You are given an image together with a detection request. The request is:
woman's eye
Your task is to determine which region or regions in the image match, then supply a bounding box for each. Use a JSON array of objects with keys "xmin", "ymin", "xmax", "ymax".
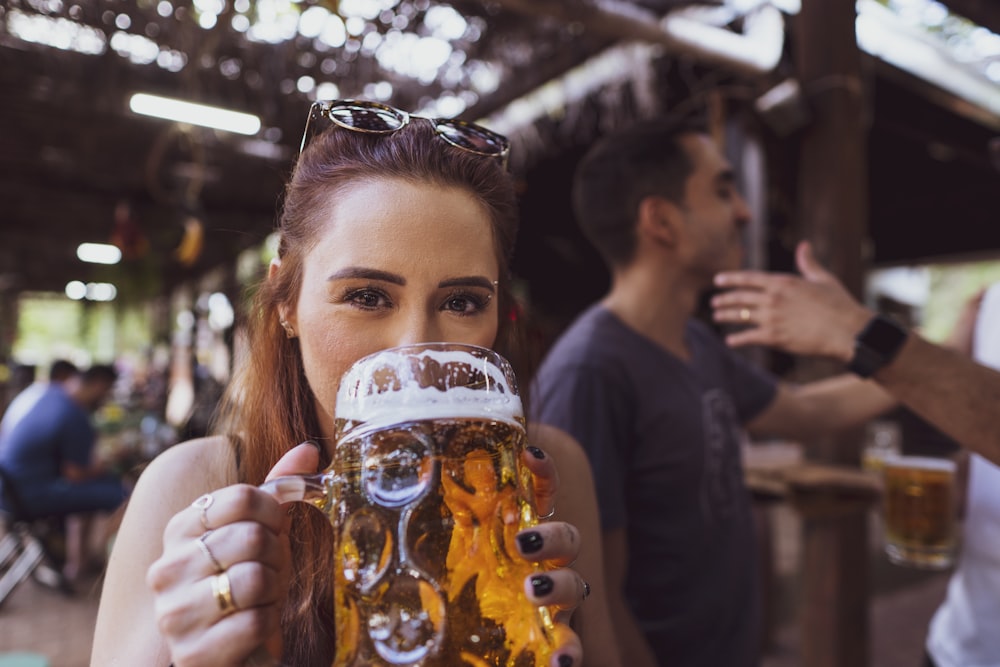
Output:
[
  {"xmin": 443, "ymin": 292, "xmax": 490, "ymax": 315},
  {"xmin": 345, "ymin": 288, "xmax": 389, "ymax": 310}
]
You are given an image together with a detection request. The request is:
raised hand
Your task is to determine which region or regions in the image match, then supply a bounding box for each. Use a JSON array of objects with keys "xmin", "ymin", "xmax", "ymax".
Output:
[{"xmin": 711, "ymin": 240, "xmax": 872, "ymax": 361}]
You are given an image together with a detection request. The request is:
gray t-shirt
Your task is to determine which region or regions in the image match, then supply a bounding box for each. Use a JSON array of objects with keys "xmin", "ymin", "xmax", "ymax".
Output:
[{"xmin": 531, "ymin": 305, "xmax": 777, "ymax": 667}]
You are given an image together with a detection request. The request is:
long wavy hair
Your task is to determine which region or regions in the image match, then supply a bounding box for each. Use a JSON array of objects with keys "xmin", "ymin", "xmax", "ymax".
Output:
[{"xmin": 213, "ymin": 113, "xmax": 522, "ymax": 665}]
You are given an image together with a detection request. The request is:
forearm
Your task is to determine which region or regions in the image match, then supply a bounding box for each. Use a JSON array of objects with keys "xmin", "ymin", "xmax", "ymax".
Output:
[
  {"xmin": 749, "ymin": 374, "xmax": 897, "ymax": 442},
  {"xmin": 874, "ymin": 333, "xmax": 1000, "ymax": 466}
]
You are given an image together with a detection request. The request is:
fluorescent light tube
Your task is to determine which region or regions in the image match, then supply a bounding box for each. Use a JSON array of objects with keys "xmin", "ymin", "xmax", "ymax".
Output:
[
  {"xmin": 129, "ymin": 93, "xmax": 262, "ymax": 135},
  {"xmin": 77, "ymin": 242, "xmax": 122, "ymax": 265}
]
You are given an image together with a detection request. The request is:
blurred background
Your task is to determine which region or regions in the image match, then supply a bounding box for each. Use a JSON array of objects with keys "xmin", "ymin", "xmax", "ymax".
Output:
[{"xmin": 0, "ymin": 0, "xmax": 997, "ymax": 665}]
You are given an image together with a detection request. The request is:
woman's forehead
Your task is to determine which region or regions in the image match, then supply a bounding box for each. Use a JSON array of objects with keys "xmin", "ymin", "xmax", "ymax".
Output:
[{"xmin": 305, "ymin": 178, "xmax": 499, "ymax": 273}]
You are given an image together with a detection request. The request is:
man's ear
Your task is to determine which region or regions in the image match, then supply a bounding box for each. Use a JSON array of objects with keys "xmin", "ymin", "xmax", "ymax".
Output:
[{"xmin": 637, "ymin": 195, "xmax": 681, "ymax": 247}]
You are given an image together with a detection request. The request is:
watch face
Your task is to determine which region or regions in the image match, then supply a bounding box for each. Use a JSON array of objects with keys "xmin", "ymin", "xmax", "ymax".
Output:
[
  {"xmin": 864, "ymin": 316, "xmax": 908, "ymax": 353},
  {"xmin": 849, "ymin": 315, "xmax": 908, "ymax": 378}
]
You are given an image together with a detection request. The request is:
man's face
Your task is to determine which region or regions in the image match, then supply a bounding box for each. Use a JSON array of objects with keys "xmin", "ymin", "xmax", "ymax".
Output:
[{"xmin": 673, "ymin": 134, "xmax": 752, "ymax": 281}]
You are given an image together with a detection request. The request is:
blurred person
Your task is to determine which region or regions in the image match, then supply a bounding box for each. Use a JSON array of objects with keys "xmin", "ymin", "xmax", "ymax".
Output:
[
  {"xmin": 0, "ymin": 363, "xmax": 126, "ymax": 580},
  {"xmin": 92, "ymin": 100, "xmax": 616, "ymax": 667},
  {"xmin": 531, "ymin": 117, "xmax": 899, "ymax": 667},
  {"xmin": 0, "ymin": 359, "xmax": 80, "ymax": 443},
  {"xmin": 924, "ymin": 285, "xmax": 1000, "ymax": 667}
]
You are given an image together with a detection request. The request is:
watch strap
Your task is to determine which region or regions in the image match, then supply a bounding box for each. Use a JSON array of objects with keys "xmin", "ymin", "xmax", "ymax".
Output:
[{"xmin": 846, "ymin": 314, "xmax": 909, "ymax": 378}]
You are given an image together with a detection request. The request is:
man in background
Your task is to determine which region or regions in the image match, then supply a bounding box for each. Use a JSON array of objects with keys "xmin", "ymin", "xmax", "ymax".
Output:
[
  {"xmin": 0, "ymin": 359, "xmax": 79, "ymax": 443},
  {"xmin": 531, "ymin": 118, "xmax": 898, "ymax": 666},
  {"xmin": 0, "ymin": 363, "xmax": 127, "ymax": 580}
]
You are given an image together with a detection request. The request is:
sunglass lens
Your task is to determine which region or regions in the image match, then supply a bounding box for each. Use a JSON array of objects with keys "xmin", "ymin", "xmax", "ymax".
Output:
[
  {"xmin": 328, "ymin": 103, "xmax": 406, "ymax": 133},
  {"xmin": 434, "ymin": 120, "xmax": 508, "ymax": 155}
]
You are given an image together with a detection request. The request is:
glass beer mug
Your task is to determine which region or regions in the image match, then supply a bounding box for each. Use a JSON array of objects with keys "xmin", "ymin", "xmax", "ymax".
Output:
[{"xmin": 263, "ymin": 343, "xmax": 555, "ymax": 666}]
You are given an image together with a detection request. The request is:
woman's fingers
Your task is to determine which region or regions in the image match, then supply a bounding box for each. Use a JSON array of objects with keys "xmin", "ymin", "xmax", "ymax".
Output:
[
  {"xmin": 162, "ymin": 601, "xmax": 283, "ymax": 667},
  {"xmin": 547, "ymin": 622, "xmax": 584, "ymax": 667},
  {"xmin": 152, "ymin": 560, "xmax": 284, "ymax": 628},
  {"xmin": 524, "ymin": 568, "xmax": 589, "ymax": 611},
  {"xmin": 165, "ymin": 485, "xmax": 288, "ymax": 542},
  {"xmin": 515, "ymin": 521, "xmax": 580, "ymax": 567},
  {"xmin": 522, "ymin": 446, "xmax": 559, "ymax": 519}
]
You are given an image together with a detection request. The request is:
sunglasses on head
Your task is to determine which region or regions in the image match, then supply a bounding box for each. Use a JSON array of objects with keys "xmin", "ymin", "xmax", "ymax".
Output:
[{"xmin": 300, "ymin": 99, "xmax": 510, "ymax": 168}]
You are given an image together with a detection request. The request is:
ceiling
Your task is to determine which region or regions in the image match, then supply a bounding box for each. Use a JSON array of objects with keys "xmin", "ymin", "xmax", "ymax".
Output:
[{"xmin": 0, "ymin": 0, "xmax": 998, "ymax": 304}]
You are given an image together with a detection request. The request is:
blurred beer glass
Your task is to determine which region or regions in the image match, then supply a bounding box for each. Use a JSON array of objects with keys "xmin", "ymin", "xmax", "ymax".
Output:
[
  {"xmin": 882, "ymin": 455, "xmax": 958, "ymax": 570},
  {"xmin": 263, "ymin": 343, "xmax": 554, "ymax": 666},
  {"xmin": 862, "ymin": 420, "xmax": 901, "ymax": 474}
]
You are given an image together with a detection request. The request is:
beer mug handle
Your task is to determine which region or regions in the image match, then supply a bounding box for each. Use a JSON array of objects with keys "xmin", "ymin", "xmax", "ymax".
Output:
[{"xmin": 259, "ymin": 473, "xmax": 332, "ymax": 505}]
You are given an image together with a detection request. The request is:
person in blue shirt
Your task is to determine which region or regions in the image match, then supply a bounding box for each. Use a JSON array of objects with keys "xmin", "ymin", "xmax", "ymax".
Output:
[{"xmin": 0, "ymin": 363, "xmax": 127, "ymax": 579}]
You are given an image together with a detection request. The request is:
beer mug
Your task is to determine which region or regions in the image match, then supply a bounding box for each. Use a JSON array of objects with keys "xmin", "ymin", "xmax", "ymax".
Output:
[
  {"xmin": 263, "ymin": 343, "xmax": 555, "ymax": 666},
  {"xmin": 882, "ymin": 455, "xmax": 958, "ymax": 570}
]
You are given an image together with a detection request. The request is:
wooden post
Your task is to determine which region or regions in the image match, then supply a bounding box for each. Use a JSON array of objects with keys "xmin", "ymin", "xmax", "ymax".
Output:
[{"xmin": 792, "ymin": 3, "xmax": 872, "ymax": 666}]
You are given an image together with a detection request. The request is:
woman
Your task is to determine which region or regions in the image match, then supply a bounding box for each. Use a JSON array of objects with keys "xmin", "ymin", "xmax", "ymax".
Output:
[{"xmin": 92, "ymin": 101, "xmax": 617, "ymax": 667}]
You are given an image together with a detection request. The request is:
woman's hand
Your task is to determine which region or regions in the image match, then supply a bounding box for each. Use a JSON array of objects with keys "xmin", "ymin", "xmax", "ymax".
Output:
[
  {"xmin": 518, "ymin": 445, "xmax": 588, "ymax": 667},
  {"xmin": 146, "ymin": 443, "xmax": 320, "ymax": 667}
]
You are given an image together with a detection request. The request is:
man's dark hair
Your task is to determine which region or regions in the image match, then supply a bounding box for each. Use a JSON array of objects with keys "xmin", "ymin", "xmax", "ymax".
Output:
[
  {"xmin": 48, "ymin": 359, "xmax": 79, "ymax": 383},
  {"xmin": 572, "ymin": 116, "xmax": 708, "ymax": 268},
  {"xmin": 82, "ymin": 364, "xmax": 118, "ymax": 386}
]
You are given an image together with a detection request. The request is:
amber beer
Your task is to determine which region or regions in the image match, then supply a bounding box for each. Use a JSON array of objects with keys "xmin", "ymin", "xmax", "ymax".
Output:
[
  {"xmin": 882, "ymin": 456, "xmax": 957, "ymax": 569},
  {"xmin": 269, "ymin": 343, "xmax": 555, "ymax": 667}
]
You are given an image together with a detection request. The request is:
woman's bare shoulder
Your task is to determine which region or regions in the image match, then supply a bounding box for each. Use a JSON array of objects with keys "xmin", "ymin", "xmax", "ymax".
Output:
[{"xmin": 136, "ymin": 435, "xmax": 239, "ymax": 503}]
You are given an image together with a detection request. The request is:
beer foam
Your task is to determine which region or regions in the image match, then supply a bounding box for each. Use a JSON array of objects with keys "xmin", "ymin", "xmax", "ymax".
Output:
[
  {"xmin": 336, "ymin": 346, "xmax": 523, "ymax": 426},
  {"xmin": 883, "ymin": 455, "xmax": 957, "ymax": 472}
]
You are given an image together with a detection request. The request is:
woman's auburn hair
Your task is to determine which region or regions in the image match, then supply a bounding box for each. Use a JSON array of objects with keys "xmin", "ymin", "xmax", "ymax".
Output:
[{"xmin": 212, "ymin": 118, "xmax": 522, "ymax": 665}]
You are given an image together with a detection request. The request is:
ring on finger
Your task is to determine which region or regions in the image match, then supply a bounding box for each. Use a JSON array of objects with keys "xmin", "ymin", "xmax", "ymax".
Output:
[
  {"xmin": 211, "ymin": 571, "xmax": 238, "ymax": 616},
  {"xmin": 192, "ymin": 493, "xmax": 214, "ymax": 531},
  {"xmin": 197, "ymin": 531, "xmax": 224, "ymax": 573},
  {"xmin": 537, "ymin": 505, "xmax": 556, "ymax": 521},
  {"xmin": 581, "ymin": 579, "xmax": 591, "ymax": 602}
]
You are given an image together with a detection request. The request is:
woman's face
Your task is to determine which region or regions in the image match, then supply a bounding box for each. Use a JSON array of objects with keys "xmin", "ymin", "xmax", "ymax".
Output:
[{"xmin": 283, "ymin": 176, "xmax": 502, "ymax": 439}]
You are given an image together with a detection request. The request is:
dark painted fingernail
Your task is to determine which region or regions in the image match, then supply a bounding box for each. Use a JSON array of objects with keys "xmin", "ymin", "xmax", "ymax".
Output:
[
  {"xmin": 517, "ymin": 531, "xmax": 544, "ymax": 555},
  {"xmin": 527, "ymin": 446, "xmax": 546, "ymax": 459},
  {"xmin": 530, "ymin": 575, "xmax": 554, "ymax": 597},
  {"xmin": 558, "ymin": 656, "xmax": 574, "ymax": 667}
]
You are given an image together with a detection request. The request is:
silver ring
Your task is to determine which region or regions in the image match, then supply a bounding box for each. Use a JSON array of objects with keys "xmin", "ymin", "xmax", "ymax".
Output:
[
  {"xmin": 192, "ymin": 493, "xmax": 214, "ymax": 531},
  {"xmin": 197, "ymin": 531, "xmax": 224, "ymax": 573},
  {"xmin": 582, "ymin": 579, "xmax": 591, "ymax": 601},
  {"xmin": 538, "ymin": 506, "xmax": 556, "ymax": 521}
]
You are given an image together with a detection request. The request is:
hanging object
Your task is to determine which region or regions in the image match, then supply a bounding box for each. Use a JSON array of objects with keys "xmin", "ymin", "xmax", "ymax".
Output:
[
  {"xmin": 109, "ymin": 200, "xmax": 150, "ymax": 261},
  {"xmin": 174, "ymin": 213, "xmax": 205, "ymax": 267}
]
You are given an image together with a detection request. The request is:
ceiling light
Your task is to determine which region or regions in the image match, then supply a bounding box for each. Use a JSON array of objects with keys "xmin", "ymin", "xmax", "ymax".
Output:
[
  {"xmin": 129, "ymin": 93, "xmax": 262, "ymax": 135},
  {"xmin": 77, "ymin": 242, "xmax": 122, "ymax": 265}
]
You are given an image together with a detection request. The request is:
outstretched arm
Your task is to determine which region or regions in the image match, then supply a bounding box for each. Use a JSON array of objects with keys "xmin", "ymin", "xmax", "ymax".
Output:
[{"xmin": 713, "ymin": 241, "xmax": 1000, "ymax": 465}]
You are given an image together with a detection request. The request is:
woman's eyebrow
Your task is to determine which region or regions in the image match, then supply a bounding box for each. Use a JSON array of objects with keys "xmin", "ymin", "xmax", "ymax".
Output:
[
  {"xmin": 438, "ymin": 276, "xmax": 496, "ymax": 291},
  {"xmin": 327, "ymin": 267, "xmax": 405, "ymax": 284}
]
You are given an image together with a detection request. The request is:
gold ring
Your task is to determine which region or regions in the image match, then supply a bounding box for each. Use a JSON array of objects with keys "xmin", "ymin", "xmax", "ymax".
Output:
[
  {"xmin": 211, "ymin": 571, "xmax": 237, "ymax": 615},
  {"xmin": 739, "ymin": 308, "xmax": 751, "ymax": 322},
  {"xmin": 197, "ymin": 531, "xmax": 224, "ymax": 573},
  {"xmin": 192, "ymin": 493, "xmax": 214, "ymax": 531}
]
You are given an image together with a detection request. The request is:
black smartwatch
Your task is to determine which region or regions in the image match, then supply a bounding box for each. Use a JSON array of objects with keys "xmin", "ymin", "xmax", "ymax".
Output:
[{"xmin": 846, "ymin": 314, "xmax": 909, "ymax": 378}]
